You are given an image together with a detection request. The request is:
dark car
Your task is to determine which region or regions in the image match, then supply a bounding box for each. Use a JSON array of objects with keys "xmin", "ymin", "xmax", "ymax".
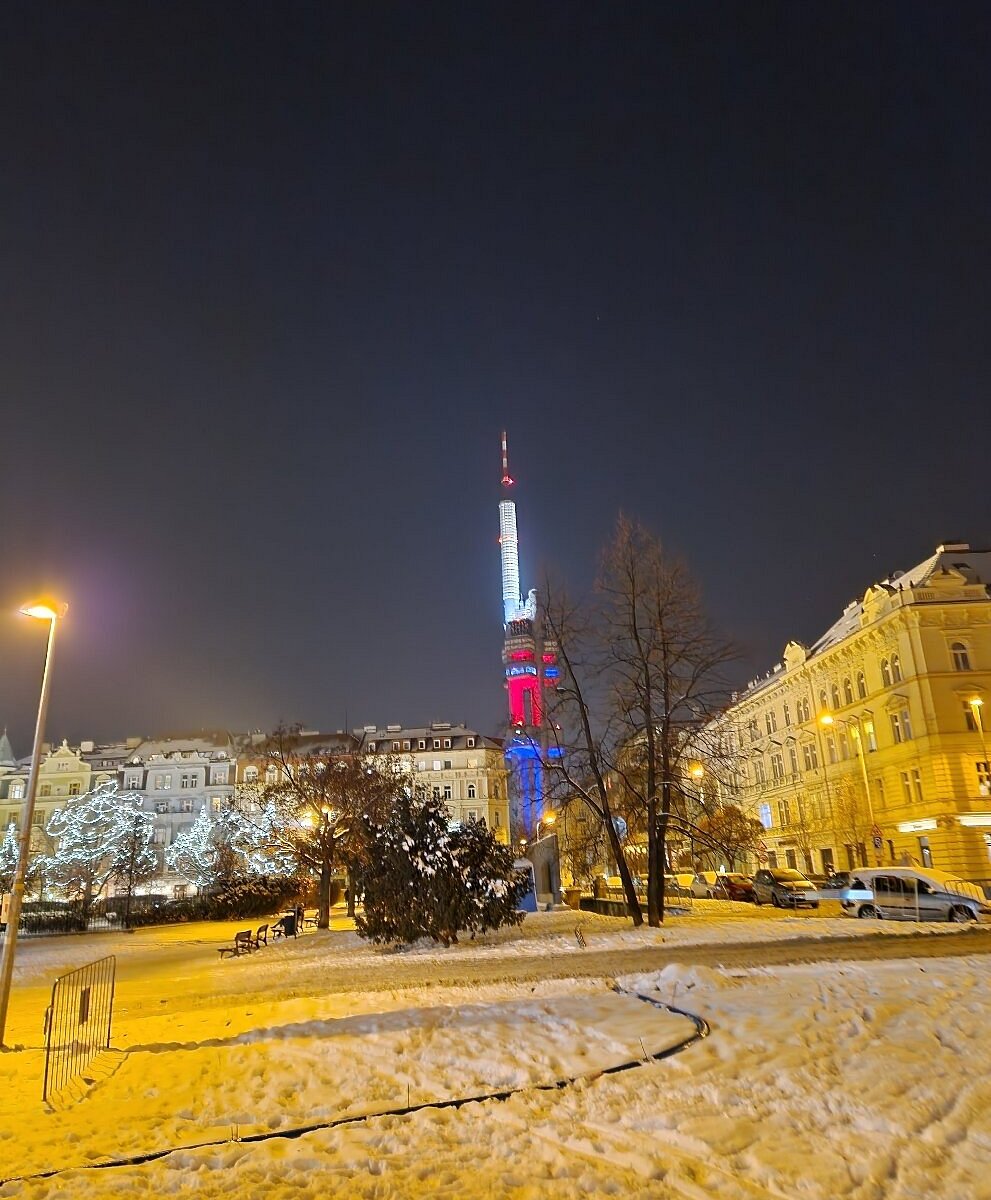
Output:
[
  {"xmin": 753, "ymin": 868, "xmax": 819, "ymax": 909},
  {"xmin": 712, "ymin": 873, "xmax": 754, "ymax": 901},
  {"xmin": 812, "ymin": 871, "xmax": 853, "ymax": 891}
]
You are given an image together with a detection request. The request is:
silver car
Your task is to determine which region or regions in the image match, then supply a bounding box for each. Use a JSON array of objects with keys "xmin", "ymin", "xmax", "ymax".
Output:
[{"xmin": 840, "ymin": 867, "xmax": 989, "ymax": 923}]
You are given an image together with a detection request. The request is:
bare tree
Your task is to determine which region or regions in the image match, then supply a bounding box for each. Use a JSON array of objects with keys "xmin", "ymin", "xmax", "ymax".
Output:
[
  {"xmin": 540, "ymin": 517, "xmax": 737, "ymax": 926},
  {"xmin": 249, "ymin": 726, "xmax": 410, "ymax": 928}
]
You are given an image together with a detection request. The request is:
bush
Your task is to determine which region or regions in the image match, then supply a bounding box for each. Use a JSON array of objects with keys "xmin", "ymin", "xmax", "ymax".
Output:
[
  {"xmin": 123, "ymin": 874, "xmax": 302, "ymax": 926},
  {"xmin": 356, "ymin": 794, "xmax": 528, "ymax": 947}
]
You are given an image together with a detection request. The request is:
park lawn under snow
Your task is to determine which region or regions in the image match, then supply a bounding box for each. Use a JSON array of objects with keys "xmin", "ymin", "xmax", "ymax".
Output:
[{"xmin": 2, "ymin": 909, "xmax": 988, "ymax": 1197}]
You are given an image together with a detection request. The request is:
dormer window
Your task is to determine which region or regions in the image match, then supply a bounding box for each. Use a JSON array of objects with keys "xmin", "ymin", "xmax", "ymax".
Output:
[
  {"xmin": 443, "ymin": 738, "xmax": 452, "ymax": 749},
  {"xmin": 368, "ymin": 742, "xmax": 376, "ymax": 752},
  {"xmin": 467, "ymin": 737, "xmax": 475, "ymax": 748}
]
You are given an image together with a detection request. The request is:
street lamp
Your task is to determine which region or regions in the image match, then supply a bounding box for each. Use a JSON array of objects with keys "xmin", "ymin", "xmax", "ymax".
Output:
[
  {"xmin": 816, "ymin": 712, "xmax": 837, "ymax": 844},
  {"xmin": 0, "ymin": 598, "xmax": 67, "ymax": 1048}
]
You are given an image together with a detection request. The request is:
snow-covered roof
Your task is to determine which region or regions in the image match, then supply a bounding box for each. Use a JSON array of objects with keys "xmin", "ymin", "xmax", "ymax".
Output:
[
  {"xmin": 0, "ymin": 730, "xmax": 14, "ymax": 767},
  {"xmin": 354, "ymin": 724, "xmax": 502, "ymax": 750},
  {"xmin": 740, "ymin": 542, "xmax": 990, "ymax": 700}
]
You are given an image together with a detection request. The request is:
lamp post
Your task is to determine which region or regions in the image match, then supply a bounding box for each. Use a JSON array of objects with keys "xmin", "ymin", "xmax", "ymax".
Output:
[
  {"xmin": 816, "ymin": 714, "xmax": 838, "ymax": 868},
  {"xmin": 848, "ymin": 718, "xmax": 879, "ymax": 864},
  {"xmin": 0, "ymin": 598, "xmax": 67, "ymax": 1049}
]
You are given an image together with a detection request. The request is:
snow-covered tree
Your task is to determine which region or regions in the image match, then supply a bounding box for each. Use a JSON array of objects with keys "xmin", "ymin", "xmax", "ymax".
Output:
[
  {"xmin": 0, "ymin": 822, "xmax": 19, "ymax": 892},
  {"xmin": 356, "ymin": 793, "xmax": 527, "ymax": 947},
  {"xmin": 166, "ymin": 802, "xmax": 296, "ymax": 890},
  {"xmin": 43, "ymin": 784, "xmax": 157, "ymax": 915}
]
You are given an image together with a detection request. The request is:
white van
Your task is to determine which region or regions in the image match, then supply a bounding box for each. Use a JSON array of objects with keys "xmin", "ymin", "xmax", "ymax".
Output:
[{"xmin": 840, "ymin": 867, "xmax": 988, "ymax": 923}]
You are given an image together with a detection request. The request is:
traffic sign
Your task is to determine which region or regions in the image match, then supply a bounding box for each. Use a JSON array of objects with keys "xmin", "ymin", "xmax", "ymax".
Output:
[{"xmin": 872, "ymin": 835, "xmax": 883, "ymax": 850}]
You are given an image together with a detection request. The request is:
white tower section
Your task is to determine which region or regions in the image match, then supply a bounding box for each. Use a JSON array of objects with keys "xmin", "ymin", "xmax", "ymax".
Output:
[{"xmin": 499, "ymin": 499, "xmax": 524, "ymax": 624}]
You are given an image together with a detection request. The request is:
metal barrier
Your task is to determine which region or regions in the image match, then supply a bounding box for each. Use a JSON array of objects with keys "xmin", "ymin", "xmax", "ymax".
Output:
[{"xmin": 42, "ymin": 955, "xmax": 116, "ymax": 1102}]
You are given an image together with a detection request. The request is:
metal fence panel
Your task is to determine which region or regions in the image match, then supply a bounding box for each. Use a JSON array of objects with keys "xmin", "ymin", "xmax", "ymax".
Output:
[{"xmin": 42, "ymin": 955, "xmax": 116, "ymax": 1103}]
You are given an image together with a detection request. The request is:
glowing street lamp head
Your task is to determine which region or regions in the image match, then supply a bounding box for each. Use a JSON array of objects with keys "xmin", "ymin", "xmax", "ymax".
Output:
[
  {"xmin": 818, "ymin": 713, "xmax": 834, "ymax": 728},
  {"xmin": 19, "ymin": 598, "xmax": 67, "ymax": 622},
  {"xmin": 971, "ymin": 697, "xmax": 984, "ymax": 709},
  {"xmin": 690, "ymin": 763, "xmax": 704, "ymax": 780}
]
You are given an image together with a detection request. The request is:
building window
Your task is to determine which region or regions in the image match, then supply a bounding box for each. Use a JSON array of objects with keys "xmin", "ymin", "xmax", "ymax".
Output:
[
  {"xmin": 754, "ymin": 760, "xmax": 766, "ymax": 786},
  {"xmin": 127, "ymin": 774, "xmax": 142, "ymax": 789},
  {"xmin": 875, "ymin": 777, "xmax": 885, "ymax": 807},
  {"xmin": 265, "ymin": 766, "xmax": 278, "ymax": 786},
  {"xmin": 417, "ymin": 760, "xmax": 427, "ymax": 771},
  {"xmin": 777, "ymin": 799, "xmax": 791, "ymax": 826},
  {"xmin": 467, "ymin": 737, "xmax": 475, "ymax": 748},
  {"xmin": 68, "ymin": 781, "xmax": 80, "ymax": 795},
  {"xmin": 758, "ymin": 802, "xmax": 772, "ymax": 828},
  {"xmin": 40, "ymin": 784, "xmax": 51, "ymax": 797},
  {"xmin": 767, "ymin": 851, "xmax": 778, "ymax": 869},
  {"xmin": 32, "ymin": 809, "xmax": 45, "ymax": 826},
  {"xmin": 890, "ymin": 710, "xmax": 912, "ymax": 744},
  {"xmin": 443, "ymin": 785, "xmax": 452, "ymax": 800},
  {"xmin": 493, "ymin": 782, "xmax": 500, "ymax": 799},
  {"xmin": 770, "ymin": 752, "xmax": 784, "ymax": 782},
  {"xmin": 181, "ymin": 798, "xmax": 194, "ymax": 813},
  {"xmin": 432, "ymin": 786, "xmax": 441, "ymax": 800},
  {"xmin": 443, "ymin": 759, "xmax": 452, "ymax": 770},
  {"xmin": 212, "ymin": 796, "xmax": 223, "ymax": 813},
  {"xmin": 952, "ymin": 641, "xmax": 972, "ymax": 671},
  {"xmin": 788, "ymin": 745, "xmax": 799, "ymax": 775},
  {"xmin": 10, "ymin": 782, "xmax": 25, "ymax": 800},
  {"xmin": 785, "ymin": 849, "xmax": 797, "ymax": 870},
  {"xmin": 965, "ymin": 702, "xmax": 980, "ymax": 732},
  {"xmin": 244, "ymin": 766, "xmax": 258, "ymax": 783},
  {"xmin": 180, "ymin": 773, "xmax": 195, "ymax": 789},
  {"xmin": 911, "ymin": 768, "xmax": 924, "ymax": 803},
  {"xmin": 152, "ymin": 827, "xmax": 167, "ymax": 845},
  {"xmin": 857, "ymin": 672, "xmax": 867, "ymax": 699},
  {"xmin": 443, "ymin": 738, "xmax": 452, "ymax": 749},
  {"xmin": 392, "ymin": 741, "xmax": 400, "ymax": 752},
  {"xmin": 432, "ymin": 760, "xmax": 442, "ymax": 771},
  {"xmin": 433, "ymin": 739, "xmax": 441, "ymax": 750},
  {"xmin": 831, "ymin": 684, "xmax": 841, "ymax": 710},
  {"xmin": 819, "ymin": 689, "xmax": 828, "ymax": 712},
  {"xmin": 880, "ymin": 659, "xmax": 892, "ymax": 687},
  {"xmin": 403, "ymin": 741, "xmax": 411, "ymax": 751},
  {"xmin": 418, "ymin": 739, "xmax": 426, "ymax": 750},
  {"xmin": 155, "ymin": 773, "xmax": 172, "ymax": 790},
  {"xmin": 802, "ymin": 743, "xmax": 819, "ymax": 771},
  {"xmin": 826, "ymin": 734, "xmax": 837, "ymax": 765},
  {"xmin": 900, "ymin": 771, "xmax": 912, "ymax": 803},
  {"xmin": 977, "ymin": 762, "xmax": 991, "ymax": 796},
  {"xmin": 843, "ymin": 678, "xmax": 854, "ymax": 705},
  {"xmin": 839, "ymin": 731, "xmax": 850, "ymax": 761},
  {"xmin": 918, "ymin": 836, "xmax": 933, "ymax": 868},
  {"xmin": 467, "ymin": 783, "xmax": 476, "ymax": 799},
  {"xmin": 367, "ymin": 742, "xmax": 376, "ymax": 752},
  {"xmin": 796, "ymin": 697, "xmax": 810, "ymax": 723},
  {"xmin": 765, "ymin": 711, "xmax": 777, "ymax": 735},
  {"xmin": 156, "ymin": 801, "xmax": 169, "ymax": 814},
  {"xmin": 211, "ymin": 766, "xmax": 228, "ymax": 785},
  {"xmin": 864, "ymin": 720, "xmax": 877, "ymax": 752}
]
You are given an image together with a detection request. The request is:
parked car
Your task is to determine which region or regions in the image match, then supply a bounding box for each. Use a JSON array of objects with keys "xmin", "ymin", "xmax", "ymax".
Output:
[
  {"xmin": 840, "ymin": 867, "xmax": 989, "ymax": 923},
  {"xmin": 691, "ymin": 871, "xmax": 720, "ymax": 898},
  {"xmin": 712, "ymin": 873, "xmax": 754, "ymax": 901},
  {"xmin": 664, "ymin": 874, "xmax": 694, "ymax": 897},
  {"xmin": 812, "ymin": 871, "xmax": 853, "ymax": 891},
  {"xmin": 752, "ymin": 868, "xmax": 819, "ymax": 909}
]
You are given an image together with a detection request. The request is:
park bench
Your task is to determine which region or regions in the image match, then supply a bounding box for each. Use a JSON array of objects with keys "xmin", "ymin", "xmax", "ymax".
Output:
[
  {"xmin": 218, "ymin": 930, "xmax": 253, "ymax": 958},
  {"xmin": 252, "ymin": 924, "xmax": 269, "ymax": 949}
]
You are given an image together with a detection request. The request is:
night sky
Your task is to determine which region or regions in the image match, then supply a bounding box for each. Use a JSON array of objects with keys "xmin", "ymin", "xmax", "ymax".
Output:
[{"xmin": 1, "ymin": 2, "xmax": 989, "ymax": 754}]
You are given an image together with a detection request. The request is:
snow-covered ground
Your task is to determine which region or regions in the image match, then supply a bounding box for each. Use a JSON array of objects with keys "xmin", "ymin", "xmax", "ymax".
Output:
[{"xmin": 2, "ymin": 909, "xmax": 989, "ymax": 1197}]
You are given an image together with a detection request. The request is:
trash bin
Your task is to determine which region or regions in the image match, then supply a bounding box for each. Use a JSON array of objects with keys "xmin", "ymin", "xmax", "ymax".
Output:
[
  {"xmin": 563, "ymin": 887, "xmax": 582, "ymax": 909},
  {"xmin": 279, "ymin": 912, "xmax": 298, "ymax": 937}
]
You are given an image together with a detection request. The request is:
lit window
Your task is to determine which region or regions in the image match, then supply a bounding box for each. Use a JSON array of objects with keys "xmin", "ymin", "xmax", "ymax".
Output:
[
  {"xmin": 432, "ymin": 760, "xmax": 442, "ymax": 771},
  {"xmin": 758, "ymin": 802, "xmax": 772, "ymax": 828},
  {"xmin": 9, "ymin": 782, "xmax": 24, "ymax": 800},
  {"xmin": 864, "ymin": 720, "xmax": 877, "ymax": 752},
  {"xmin": 155, "ymin": 773, "xmax": 172, "ymax": 790},
  {"xmin": 952, "ymin": 642, "xmax": 971, "ymax": 671},
  {"xmin": 978, "ymin": 762, "xmax": 991, "ymax": 796}
]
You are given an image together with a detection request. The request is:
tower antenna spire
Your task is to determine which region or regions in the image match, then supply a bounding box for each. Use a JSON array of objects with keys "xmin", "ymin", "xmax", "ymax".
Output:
[{"xmin": 501, "ymin": 430, "xmax": 514, "ymax": 487}]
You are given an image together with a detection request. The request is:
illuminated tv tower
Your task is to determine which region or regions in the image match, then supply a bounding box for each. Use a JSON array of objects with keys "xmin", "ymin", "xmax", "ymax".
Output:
[{"xmin": 498, "ymin": 431, "xmax": 559, "ymax": 836}]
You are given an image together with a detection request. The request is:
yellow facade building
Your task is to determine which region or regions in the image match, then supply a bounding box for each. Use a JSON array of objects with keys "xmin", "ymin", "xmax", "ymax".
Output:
[{"xmin": 711, "ymin": 542, "xmax": 991, "ymax": 883}]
